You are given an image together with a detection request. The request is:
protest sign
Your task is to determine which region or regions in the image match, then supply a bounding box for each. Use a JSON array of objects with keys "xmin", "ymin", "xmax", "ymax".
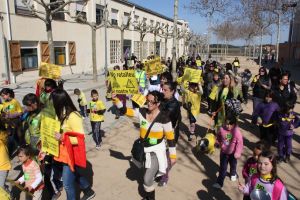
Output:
[
  {"xmin": 110, "ymin": 70, "xmax": 139, "ymax": 94},
  {"xmin": 196, "ymin": 59, "xmax": 202, "ymax": 67},
  {"xmin": 40, "ymin": 116, "xmax": 60, "ymax": 157},
  {"xmin": 145, "ymin": 57, "xmax": 163, "ymax": 75},
  {"xmin": 39, "ymin": 62, "xmax": 62, "ymax": 79},
  {"xmin": 131, "ymin": 93, "xmax": 146, "ymax": 107},
  {"xmin": 183, "ymin": 67, "xmax": 202, "ymax": 83},
  {"xmin": 209, "ymin": 85, "xmax": 219, "ymax": 100}
]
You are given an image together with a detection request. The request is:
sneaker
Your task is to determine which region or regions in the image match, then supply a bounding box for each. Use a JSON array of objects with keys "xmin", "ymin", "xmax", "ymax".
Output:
[
  {"xmin": 51, "ymin": 192, "xmax": 61, "ymax": 200},
  {"xmin": 96, "ymin": 145, "xmax": 101, "ymax": 150},
  {"xmin": 81, "ymin": 189, "xmax": 95, "ymax": 200},
  {"xmin": 158, "ymin": 181, "xmax": 167, "ymax": 187},
  {"xmin": 277, "ymin": 157, "xmax": 284, "ymax": 163},
  {"xmin": 212, "ymin": 183, "xmax": 222, "ymax": 189},
  {"xmin": 230, "ymin": 175, "xmax": 237, "ymax": 182}
]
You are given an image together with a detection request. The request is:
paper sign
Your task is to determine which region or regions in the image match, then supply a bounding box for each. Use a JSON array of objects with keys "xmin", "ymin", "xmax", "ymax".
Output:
[
  {"xmin": 183, "ymin": 68, "xmax": 202, "ymax": 83},
  {"xmin": 40, "ymin": 116, "xmax": 60, "ymax": 157},
  {"xmin": 196, "ymin": 59, "xmax": 201, "ymax": 67},
  {"xmin": 131, "ymin": 94, "xmax": 146, "ymax": 107},
  {"xmin": 110, "ymin": 70, "xmax": 139, "ymax": 94},
  {"xmin": 39, "ymin": 62, "xmax": 62, "ymax": 79},
  {"xmin": 209, "ymin": 85, "xmax": 219, "ymax": 100},
  {"xmin": 145, "ymin": 57, "xmax": 163, "ymax": 75}
]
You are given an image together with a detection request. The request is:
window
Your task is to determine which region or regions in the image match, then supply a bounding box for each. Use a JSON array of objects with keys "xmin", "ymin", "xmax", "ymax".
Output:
[
  {"xmin": 143, "ymin": 17, "xmax": 147, "ymax": 22},
  {"xmin": 110, "ymin": 40, "xmax": 121, "ymax": 64},
  {"xmin": 142, "ymin": 41, "xmax": 148, "ymax": 59},
  {"xmin": 111, "ymin": 9, "xmax": 118, "ymax": 26},
  {"xmin": 123, "ymin": 12, "xmax": 130, "ymax": 26},
  {"xmin": 96, "ymin": 5, "xmax": 104, "ymax": 25},
  {"xmin": 15, "ymin": 0, "xmax": 33, "ymax": 15},
  {"xmin": 149, "ymin": 42, "xmax": 154, "ymax": 56},
  {"xmin": 123, "ymin": 40, "xmax": 131, "ymax": 59},
  {"xmin": 51, "ymin": 0, "xmax": 65, "ymax": 20},
  {"xmin": 54, "ymin": 47, "xmax": 66, "ymax": 65},
  {"xmin": 134, "ymin": 41, "xmax": 140, "ymax": 60},
  {"xmin": 156, "ymin": 41, "xmax": 160, "ymax": 56},
  {"xmin": 160, "ymin": 42, "xmax": 165, "ymax": 58},
  {"xmin": 21, "ymin": 48, "xmax": 38, "ymax": 70},
  {"xmin": 76, "ymin": 2, "xmax": 87, "ymax": 22},
  {"xmin": 134, "ymin": 15, "xmax": 139, "ymax": 22}
]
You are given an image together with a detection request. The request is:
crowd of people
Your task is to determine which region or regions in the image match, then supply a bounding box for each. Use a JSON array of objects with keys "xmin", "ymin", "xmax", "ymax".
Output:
[{"xmin": 0, "ymin": 54, "xmax": 299, "ymax": 200}]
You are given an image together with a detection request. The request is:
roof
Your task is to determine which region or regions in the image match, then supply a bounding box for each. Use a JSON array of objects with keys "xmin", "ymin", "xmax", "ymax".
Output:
[{"xmin": 112, "ymin": 0, "xmax": 183, "ymax": 25}]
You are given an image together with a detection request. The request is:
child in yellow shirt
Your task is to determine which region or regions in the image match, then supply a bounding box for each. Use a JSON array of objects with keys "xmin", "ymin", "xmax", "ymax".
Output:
[
  {"xmin": 74, "ymin": 88, "xmax": 88, "ymax": 118},
  {"xmin": 88, "ymin": 90, "xmax": 106, "ymax": 150},
  {"xmin": 0, "ymin": 126, "xmax": 11, "ymax": 189}
]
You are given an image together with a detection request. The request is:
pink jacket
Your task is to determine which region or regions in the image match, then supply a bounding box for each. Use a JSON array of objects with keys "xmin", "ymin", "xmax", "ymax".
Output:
[{"xmin": 217, "ymin": 126, "xmax": 244, "ymax": 158}]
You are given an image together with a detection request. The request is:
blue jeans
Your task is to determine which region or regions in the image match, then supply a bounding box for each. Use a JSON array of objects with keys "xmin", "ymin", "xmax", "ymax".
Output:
[
  {"xmin": 216, "ymin": 152, "xmax": 237, "ymax": 186},
  {"xmin": 62, "ymin": 164, "xmax": 90, "ymax": 200},
  {"xmin": 79, "ymin": 105, "xmax": 87, "ymax": 117}
]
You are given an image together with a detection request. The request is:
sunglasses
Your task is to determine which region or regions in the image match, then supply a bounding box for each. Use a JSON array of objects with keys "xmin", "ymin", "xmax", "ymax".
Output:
[{"xmin": 146, "ymin": 100, "xmax": 157, "ymax": 105}]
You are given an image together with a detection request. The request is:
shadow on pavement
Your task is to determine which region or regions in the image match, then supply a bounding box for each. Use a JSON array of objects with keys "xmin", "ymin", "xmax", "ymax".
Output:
[
  {"xmin": 126, "ymin": 161, "xmax": 146, "ymax": 198},
  {"xmin": 109, "ymin": 149, "xmax": 131, "ymax": 161}
]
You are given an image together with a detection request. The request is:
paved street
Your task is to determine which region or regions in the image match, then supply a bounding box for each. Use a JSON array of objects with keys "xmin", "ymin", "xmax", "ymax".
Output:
[{"xmin": 5, "ymin": 57, "xmax": 300, "ymax": 200}]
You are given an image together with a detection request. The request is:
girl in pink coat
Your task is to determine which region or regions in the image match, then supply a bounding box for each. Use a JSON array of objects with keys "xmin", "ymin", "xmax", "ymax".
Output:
[{"xmin": 213, "ymin": 114, "xmax": 244, "ymax": 189}]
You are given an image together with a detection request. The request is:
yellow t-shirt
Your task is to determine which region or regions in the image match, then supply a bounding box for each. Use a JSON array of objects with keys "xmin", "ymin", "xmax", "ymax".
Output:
[
  {"xmin": 79, "ymin": 92, "xmax": 87, "ymax": 106},
  {"xmin": 61, "ymin": 111, "xmax": 84, "ymax": 144},
  {"xmin": 185, "ymin": 90, "xmax": 201, "ymax": 117},
  {"xmin": 1, "ymin": 98, "xmax": 23, "ymax": 114},
  {"xmin": 0, "ymin": 131, "xmax": 11, "ymax": 171},
  {"xmin": 89, "ymin": 100, "xmax": 106, "ymax": 122}
]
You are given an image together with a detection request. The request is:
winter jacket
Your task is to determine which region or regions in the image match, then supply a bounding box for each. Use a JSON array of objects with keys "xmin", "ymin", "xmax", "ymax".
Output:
[
  {"xmin": 273, "ymin": 84, "xmax": 297, "ymax": 107},
  {"xmin": 252, "ymin": 101, "xmax": 279, "ymax": 125},
  {"xmin": 161, "ymin": 97, "xmax": 181, "ymax": 128}
]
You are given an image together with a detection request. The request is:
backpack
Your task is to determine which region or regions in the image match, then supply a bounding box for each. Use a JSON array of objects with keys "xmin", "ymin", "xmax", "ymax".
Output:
[{"xmin": 250, "ymin": 174, "xmax": 297, "ymax": 200}]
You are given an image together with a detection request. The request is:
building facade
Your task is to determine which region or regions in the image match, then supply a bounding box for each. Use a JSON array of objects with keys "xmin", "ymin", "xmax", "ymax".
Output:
[{"xmin": 0, "ymin": 0, "xmax": 189, "ymax": 83}]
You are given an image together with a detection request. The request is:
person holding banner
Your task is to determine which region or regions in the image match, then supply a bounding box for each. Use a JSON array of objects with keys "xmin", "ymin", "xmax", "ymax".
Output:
[
  {"xmin": 51, "ymin": 89, "xmax": 95, "ymax": 200},
  {"xmin": 135, "ymin": 63, "xmax": 147, "ymax": 94},
  {"xmin": 113, "ymin": 91, "xmax": 176, "ymax": 200}
]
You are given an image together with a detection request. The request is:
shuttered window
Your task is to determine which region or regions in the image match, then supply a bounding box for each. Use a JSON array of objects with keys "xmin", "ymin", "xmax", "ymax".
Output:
[
  {"xmin": 69, "ymin": 42, "xmax": 76, "ymax": 65},
  {"xmin": 9, "ymin": 41, "xmax": 22, "ymax": 72},
  {"xmin": 40, "ymin": 42, "xmax": 50, "ymax": 63}
]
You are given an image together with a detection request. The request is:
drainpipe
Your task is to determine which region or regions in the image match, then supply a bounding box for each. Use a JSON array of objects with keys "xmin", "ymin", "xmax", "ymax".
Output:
[{"xmin": 5, "ymin": 0, "xmax": 15, "ymax": 83}]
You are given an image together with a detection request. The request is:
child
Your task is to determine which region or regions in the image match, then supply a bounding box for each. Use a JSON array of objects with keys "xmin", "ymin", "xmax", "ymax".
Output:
[
  {"xmin": 39, "ymin": 79, "xmax": 57, "ymax": 119},
  {"xmin": 74, "ymin": 88, "xmax": 88, "ymax": 118},
  {"xmin": 242, "ymin": 141, "xmax": 267, "ymax": 184},
  {"xmin": 208, "ymin": 72, "xmax": 221, "ymax": 114},
  {"xmin": 88, "ymin": 90, "xmax": 106, "ymax": 150},
  {"xmin": 239, "ymin": 69, "xmax": 252, "ymax": 104},
  {"xmin": 239, "ymin": 150, "xmax": 288, "ymax": 199},
  {"xmin": 0, "ymin": 88, "xmax": 23, "ymax": 155},
  {"xmin": 213, "ymin": 114, "xmax": 243, "ymax": 189},
  {"xmin": 252, "ymin": 90, "xmax": 279, "ymax": 144},
  {"xmin": 15, "ymin": 145, "xmax": 44, "ymax": 200},
  {"xmin": 0, "ymin": 123, "xmax": 11, "ymax": 189},
  {"xmin": 276, "ymin": 103, "xmax": 300, "ymax": 163},
  {"xmin": 183, "ymin": 82, "xmax": 203, "ymax": 141}
]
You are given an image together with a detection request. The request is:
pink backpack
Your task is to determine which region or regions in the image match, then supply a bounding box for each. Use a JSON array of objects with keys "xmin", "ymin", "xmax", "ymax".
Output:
[{"xmin": 250, "ymin": 174, "xmax": 284, "ymax": 200}]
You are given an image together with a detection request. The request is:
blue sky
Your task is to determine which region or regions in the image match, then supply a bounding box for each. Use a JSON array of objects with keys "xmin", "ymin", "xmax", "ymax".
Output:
[{"xmin": 128, "ymin": 0, "xmax": 290, "ymax": 46}]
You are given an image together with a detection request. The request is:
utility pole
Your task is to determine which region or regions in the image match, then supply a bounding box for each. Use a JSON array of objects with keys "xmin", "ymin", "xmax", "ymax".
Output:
[
  {"xmin": 104, "ymin": 0, "xmax": 108, "ymax": 77},
  {"xmin": 0, "ymin": 14, "xmax": 10, "ymax": 84},
  {"xmin": 171, "ymin": 0, "xmax": 178, "ymax": 80}
]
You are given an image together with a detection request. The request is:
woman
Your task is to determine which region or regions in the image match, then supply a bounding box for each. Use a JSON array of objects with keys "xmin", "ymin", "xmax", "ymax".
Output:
[
  {"xmin": 213, "ymin": 73, "xmax": 241, "ymax": 128},
  {"xmin": 51, "ymin": 89, "xmax": 95, "ymax": 200},
  {"xmin": 251, "ymin": 67, "xmax": 271, "ymax": 112},
  {"xmin": 159, "ymin": 82, "xmax": 181, "ymax": 186},
  {"xmin": 114, "ymin": 91, "xmax": 176, "ymax": 200},
  {"xmin": 159, "ymin": 72, "xmax": 179, "ymax": 100}
]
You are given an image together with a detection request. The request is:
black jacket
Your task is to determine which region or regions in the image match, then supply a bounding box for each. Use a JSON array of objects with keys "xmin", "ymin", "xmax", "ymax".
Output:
[
  {"xmin": 273, "ymin": 84, "xmax": 297, "ymax": 107},
  {"xmin": 161, "ymin": 97, "xmax": 181, "ymax": 128}
]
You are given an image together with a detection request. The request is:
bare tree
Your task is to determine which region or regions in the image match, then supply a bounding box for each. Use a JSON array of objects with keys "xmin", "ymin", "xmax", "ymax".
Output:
[
  {"xmin": 22, "ymin": 0, "xmax": 87, "ymax": 64},
  {"xmin": 149, "ymin": 22, "xmax": 163, "ymax": 56},
  {"xmin": 132, "ymin": 19, "xmax": 151, "ymax": 60},
  {"xmin": 159, "ymin": 24, "xmax": 173, "ymax": 60}
]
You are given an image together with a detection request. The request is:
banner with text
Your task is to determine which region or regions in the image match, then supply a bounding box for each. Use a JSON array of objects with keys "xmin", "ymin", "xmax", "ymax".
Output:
[{"xmin": 110, "ymin": 70, "xmax": 139, "ymax": 94}]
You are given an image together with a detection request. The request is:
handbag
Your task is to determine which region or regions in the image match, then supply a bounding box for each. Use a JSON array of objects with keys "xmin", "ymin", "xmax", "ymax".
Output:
[{"xmin": 131, "ymin": 112, "xmax": 161, "ymax": 163}]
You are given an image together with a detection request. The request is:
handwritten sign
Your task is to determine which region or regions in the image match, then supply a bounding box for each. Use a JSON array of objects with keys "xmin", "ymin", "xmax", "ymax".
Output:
[
  {"xmin": 183, "ymin": 67, "xmax": 202, "ymax": 83},
  {"xmin": 131, "ymin": 94, "xmax": 146, "ymax": 107},
  {"xmin": 39, "ymin": 62, "xmax": 62, "ymax": 79},
  {"xmin": 40, "ymin": 116, "xmax": 60, "ymax": 157},
  {"xmin": 144, "ymin": 57, "xmax": 163, "ymax": 75},
  {"xmin": 109, "ymin": 70, "xmax": 139, "ymax": 94}
]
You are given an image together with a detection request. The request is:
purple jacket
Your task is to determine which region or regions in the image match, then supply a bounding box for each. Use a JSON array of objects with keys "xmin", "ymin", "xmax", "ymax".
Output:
[
  {"xmin": 242, "ymin": 157, "xmax": 258, "ymax": 182},
  {"xmin": 252, "ymin": 101, "xmax": 279, "ymax": 125},
  {"xmin": 276, "ymin": 112, "xmax": 300, "ymax": 136},
  {"xmin": 217, "ymin": 126, "xmax": 244, "ymax": 158}
]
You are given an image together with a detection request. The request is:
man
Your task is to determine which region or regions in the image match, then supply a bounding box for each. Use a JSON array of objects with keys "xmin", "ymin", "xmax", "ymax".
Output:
[
  {"xmin": 269, "ymin": 62, "xmax": 283, "ymax": 87},
  {"xmin": 134, "ymin": 63, "xmax": 147, "ymax": 94}
]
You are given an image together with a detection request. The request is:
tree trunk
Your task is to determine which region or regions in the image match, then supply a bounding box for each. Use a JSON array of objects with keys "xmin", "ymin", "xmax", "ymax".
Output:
[
  {"xmin": 164, "ymin": 37, "xmax": 168, "ymax": 60},
  {"xmin": 140, "ymin": 33, "xmax": 143, "ymax": 60},
  {"xmin": 121, "ymin": 29, "xmax": 125, "ymax": 62},
  {"xmin": 46, "ymin": 19, "xmax": 55, "ymax": 64},
  {"xmin": 172, "ymin": 0, "xmax": 178, "ymax": 80},
  {"xmin": 259, "ymin": 29, "xmax": 263, "ymax": 66},
  {"xmin": 92, "ymin": 27, "xmax": 97, "ymax": 81},
  {"xmin": 276, "ymin": 13, "xmax": 281, "ymax": 62},
  {"xmin": 154, "ymin": 33, "xmax": 156, "ymax": 55}
]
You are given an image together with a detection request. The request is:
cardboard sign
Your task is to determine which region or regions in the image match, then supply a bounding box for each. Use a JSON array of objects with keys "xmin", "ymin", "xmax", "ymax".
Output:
[
  {"xmin": 145, "ymin": 57, "xmax": 163, "ymax": 75},
  {"xmin": 196, "ymin": 59, "xmax": 202, "ymax": 67},
  {"xmin": 40, "ymin": 116, "xmax": 60, "ymax": 157},
  {"xmin": 109, "ymin": 70, "xmax": 139, "ymax": 94},
  {"xmin": 209, "ymin": 85, "xmax": 219, "ymax": 100},
  {"xmin": 131, "ymin": 93, "xmax": 146, "ymax": 107},
  {"xmin": 39, "ymin": 62, "xmax": 62, "ymax": 79},
  {"xmin": 183, "ymin": 67, "xmax": 202, "ymax": 83}
]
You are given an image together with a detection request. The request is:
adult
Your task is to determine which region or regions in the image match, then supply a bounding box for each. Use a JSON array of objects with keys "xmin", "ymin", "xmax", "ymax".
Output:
[
  {"xmin": 273, "ymin": 72, "xmax": 297, "ymax": 107},
  {"xmin": 159, "ymin": 72, "xmax": 179, "ymax": 100},
  {"xmin": 251, "ymin": 67, "xmax": 271, "ymax": 112},
  {"xmin": 51, "ymin": 89, "xmax": 95, "ymax": 200},
  {"xmin": 232, "ymin": 57, "xmax": 240, "ymax": 74},
  {"xmin": 213, "ymin": 73, "xmax": 241, "ymax": 128},
  {"xmin": 135, "ymin": 62, "xmax": 147, "ymax": 94},
  {"xmin": 115, "ymin": 91, "xmax": 176, "ymax": 200},
  {"xmin": 269, "ymin": 62, "xmax": 283, "ymax": 87}
]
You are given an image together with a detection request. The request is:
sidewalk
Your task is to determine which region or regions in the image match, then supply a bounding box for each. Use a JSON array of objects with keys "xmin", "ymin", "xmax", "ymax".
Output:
[{"xmin": 4, "ymin": 73, "xmax": 107, "ymax": 102}]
